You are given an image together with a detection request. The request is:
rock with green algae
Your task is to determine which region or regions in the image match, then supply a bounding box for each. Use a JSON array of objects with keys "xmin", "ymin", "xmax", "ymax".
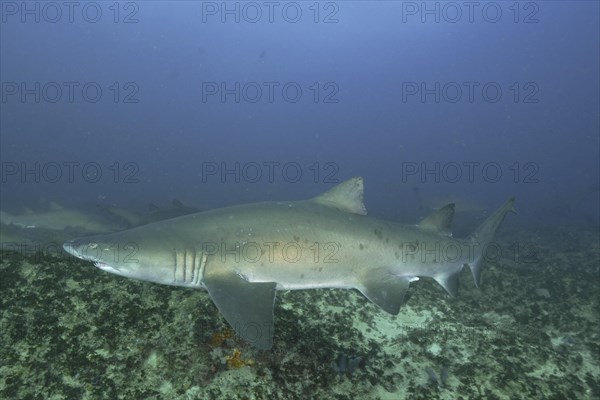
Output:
[{"xmin": 0, "ymin": 226, "xmax": 598, "ymax": 399}]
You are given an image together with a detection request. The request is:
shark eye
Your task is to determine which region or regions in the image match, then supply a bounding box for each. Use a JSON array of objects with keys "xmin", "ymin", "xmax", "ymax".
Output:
[{"xmin": 88, "ymin": 243, "xmax": 98, "ymax": 249}]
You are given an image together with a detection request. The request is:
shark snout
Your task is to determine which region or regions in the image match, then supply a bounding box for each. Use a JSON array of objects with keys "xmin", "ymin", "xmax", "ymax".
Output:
[
  {"xmin": 63, "ymin": 239, "xmax": 99, "ymax": 260},
  {"xmin": 63, "ymin": 240, "xmax": 122, "ymax": 275},
  {"xmin": 63, "ymin": 240, "xmax": 81, "ymax": 258}
]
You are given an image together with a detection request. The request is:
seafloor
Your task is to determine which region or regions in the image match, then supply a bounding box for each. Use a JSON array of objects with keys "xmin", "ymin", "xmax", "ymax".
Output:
[{"xmin": 0, "ymin": 226, "xmax": 598, "ymax": 400}]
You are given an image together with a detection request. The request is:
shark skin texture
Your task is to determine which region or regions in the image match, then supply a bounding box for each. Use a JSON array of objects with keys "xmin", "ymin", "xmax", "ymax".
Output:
[{"xmin": 64, "ymin": 177, "xmax": 515, "ymax": 350}]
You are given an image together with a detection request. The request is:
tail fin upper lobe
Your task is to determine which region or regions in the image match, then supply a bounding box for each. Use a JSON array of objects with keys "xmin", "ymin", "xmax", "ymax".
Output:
[{"xmin": 466, "ymin": 197, "xmax": 516, "ymax": 287}]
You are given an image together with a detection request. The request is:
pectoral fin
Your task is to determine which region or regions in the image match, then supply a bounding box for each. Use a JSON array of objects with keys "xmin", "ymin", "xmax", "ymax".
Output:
[{"xmin": 203, "ymin": 269, "xmax": 276, "ymax": 350}]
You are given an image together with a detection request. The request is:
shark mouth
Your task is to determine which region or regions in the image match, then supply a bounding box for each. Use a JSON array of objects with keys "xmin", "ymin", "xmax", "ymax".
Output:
[
  {"xmin": 93, "ymin": 262, "xmax": 120, "ymax": 274},
  {"xmin": 63, "ymin": 242, "xmax": 119, "ymax": 274}
]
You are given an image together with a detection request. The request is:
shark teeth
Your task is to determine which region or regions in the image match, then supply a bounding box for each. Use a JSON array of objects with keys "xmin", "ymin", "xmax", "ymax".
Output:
[{"xmin": 94, "ymin": 262, "xmax": 119, "ymax": 273}]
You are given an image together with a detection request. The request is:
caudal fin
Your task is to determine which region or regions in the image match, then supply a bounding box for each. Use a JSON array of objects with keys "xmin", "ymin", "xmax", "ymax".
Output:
[{"xmin": 467, "ymin": 197, "xmax": 516, "ymax": 287}]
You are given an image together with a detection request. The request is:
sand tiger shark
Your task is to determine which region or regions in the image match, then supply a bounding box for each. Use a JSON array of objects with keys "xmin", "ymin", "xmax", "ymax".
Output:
[{"xmin": 63, "ymin": 177, "xmax": 515, "ymax": 349}]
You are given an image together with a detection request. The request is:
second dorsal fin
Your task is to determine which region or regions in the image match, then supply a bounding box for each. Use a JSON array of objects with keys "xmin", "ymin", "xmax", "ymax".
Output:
[{"xmin": 418, "ymin": 203, "xmax": 455, "ymax": 236}]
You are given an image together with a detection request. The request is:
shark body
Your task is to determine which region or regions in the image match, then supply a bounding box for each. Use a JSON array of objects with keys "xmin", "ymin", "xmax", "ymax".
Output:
[
  {"xmin": 64, "ymin": 177, "xmax": 515, "ymax": 349},
  {"xmin": 1, "ymin": 200, "xmax": 202, "ymax": 255},
  {"xmin": 0, "ymin": 206, "xmax": 125, "ymax": 233},
  {"xmin": 97, "ymin": 199, "xmax": 202, "ymax": 228}
]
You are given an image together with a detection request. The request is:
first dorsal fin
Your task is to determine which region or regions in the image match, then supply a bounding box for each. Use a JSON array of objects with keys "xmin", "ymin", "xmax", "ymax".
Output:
[
  {"xmin": 418, "ymin": 203, "xmax": 455, "ymax": 236},
  {"xmin": 312, "ymin": 177, "xmax": 367, "ymax": 215}
]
